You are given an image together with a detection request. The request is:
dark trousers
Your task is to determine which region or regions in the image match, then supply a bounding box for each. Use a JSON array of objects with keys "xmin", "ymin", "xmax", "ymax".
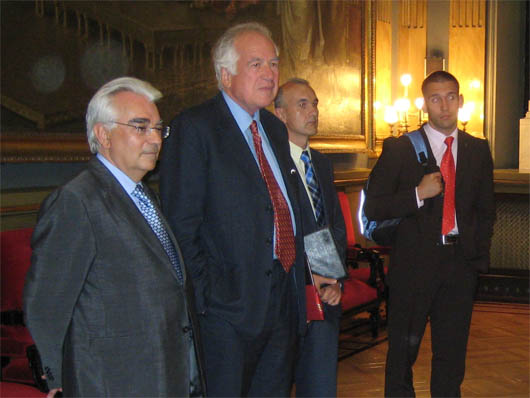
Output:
[
  {"xmin": 294, "ymin": 303, "xmax": 340, "ymax": 397},
  {"xmin": 385, "ymin": 244, "xmax": 478, "ymax": 397},
  {"xmin": 199, "ymin": 261, "xmax": 297, "ymax": 397}
]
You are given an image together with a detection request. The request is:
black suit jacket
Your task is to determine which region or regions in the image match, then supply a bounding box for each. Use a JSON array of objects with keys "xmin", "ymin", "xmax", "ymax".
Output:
[
  {"xmin": 24, "ymin": 158, "xmax": 205, "ymax": 397},
  {"xmin": 295, "ymin": 148, "xmax": 347, "ymax": 318},
  {"xmin": 159, "ymin": 93, "xmax": 307, "ymax": 337},
  {"xmin": 364, "ymin": 127, "xmax": 495, "ymax": 276}
]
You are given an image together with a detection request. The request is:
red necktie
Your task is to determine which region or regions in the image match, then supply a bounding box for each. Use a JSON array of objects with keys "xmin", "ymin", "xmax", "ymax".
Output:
[
  {"xmin": 250, "ymin": 121, "xmax": 296, "ymax": 272},
  {"xmin": 440, "ymin": 136, "xmax": 456, "ymax": 235}
]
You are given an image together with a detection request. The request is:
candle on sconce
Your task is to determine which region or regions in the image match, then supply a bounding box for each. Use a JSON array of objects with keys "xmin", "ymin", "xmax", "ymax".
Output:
[
  {"xmin": 394, "ymin": 98, "xmax": 410, "ymax": 135},
  {"xmin": 384, "ymin": 106, "xmax": 398, "ymax": 136},
  {"xmin": 458, "ymin": 105, "xmax": 472, "ymax": 132},
  {"xmin": 400, "ymin": 74, "xmax": 412, "ymax": 98},
  {"xmin": 414, "ymin": 97, "xmax": 425, "ymax": 127}
]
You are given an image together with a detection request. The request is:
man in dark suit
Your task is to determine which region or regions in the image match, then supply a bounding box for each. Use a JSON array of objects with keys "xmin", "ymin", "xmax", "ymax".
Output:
[
  {"xmin": 23, "ymin": 77, "xmax": 205, "ymax": 397},
  {"xmin": 274, "ymin": 78, "xmax": 346, "ymax": 397},
  {"xmin": 159, "ymin": 23, "xmax": 306, "ymax": 397},
  {"xmin": 365, "ymin": 71, "xmax": 495, "ymax": 397}
]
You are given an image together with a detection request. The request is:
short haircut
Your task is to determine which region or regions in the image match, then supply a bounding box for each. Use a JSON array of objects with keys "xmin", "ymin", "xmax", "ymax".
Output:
[
  {"xmin": 274, "ymin": 77, "xmax": 311, "ymax": 108},
  {"xmin": 85, "ymin": 77, "xmax": 162, "ymax": 154},
  {"xmin": 421, "ymin": 71, "xmax": 460, "ymax": 96},
  {"xmin": 212, "ymin": 22, "xmax": 278, "ymax": 90}
]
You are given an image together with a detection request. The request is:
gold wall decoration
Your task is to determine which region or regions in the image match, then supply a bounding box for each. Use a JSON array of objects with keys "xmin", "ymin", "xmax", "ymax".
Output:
[{"xmin": 1, "ymin": 0, "xmax": 376, "ymax": 162}]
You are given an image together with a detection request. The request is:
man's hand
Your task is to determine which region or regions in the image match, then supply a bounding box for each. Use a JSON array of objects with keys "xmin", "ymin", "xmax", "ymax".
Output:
[
  {"xmin": 312, "ymin": 274, "xmax": 341, "ymax": 306},
  {"xmin": 47, "ymin": 388, "xmax": 63, "ymax": 398},
  {"xmin": 417, "ymin": 172, "xmax": 443, "ymax": 200}
]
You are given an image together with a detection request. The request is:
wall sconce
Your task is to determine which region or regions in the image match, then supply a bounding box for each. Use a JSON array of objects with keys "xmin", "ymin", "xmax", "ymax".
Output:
[
  {"xmin": 394, "ymin": 98, "xmax": 411, "ymax": 135},
  {"xmin": 384, "ymin": 106, "xmax": 398, "ymax": 136}
]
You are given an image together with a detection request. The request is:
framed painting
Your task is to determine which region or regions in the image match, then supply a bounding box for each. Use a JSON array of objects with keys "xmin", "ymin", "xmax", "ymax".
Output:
[{"xmin": 1, "ymin": 0, "xmax": 375, "ymax": 162}]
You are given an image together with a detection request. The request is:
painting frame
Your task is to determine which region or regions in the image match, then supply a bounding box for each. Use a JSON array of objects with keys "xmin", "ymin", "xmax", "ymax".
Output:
[{"xmin": 0, "ymin": 0, "xmax": 376, "ymax": 163}]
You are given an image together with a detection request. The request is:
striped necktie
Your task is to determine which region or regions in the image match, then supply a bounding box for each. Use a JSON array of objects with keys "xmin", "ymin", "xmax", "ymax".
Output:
[{"xmin": 300, "ymin": 150, "xmax": 325, "ymax": 226}]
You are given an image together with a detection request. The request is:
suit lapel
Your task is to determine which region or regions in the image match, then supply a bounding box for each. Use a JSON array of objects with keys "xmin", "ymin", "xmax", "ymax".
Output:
[
  {"xmin": 213, "ymin": 94, "xmax": 269, "ymax": 198},
  {"xmin": 88, "ymin": 159, "xmax": 184, "ymax": 284},
  {"xmin": 455, "ymin": 129, "xmax": 470, "ymax": 194}
]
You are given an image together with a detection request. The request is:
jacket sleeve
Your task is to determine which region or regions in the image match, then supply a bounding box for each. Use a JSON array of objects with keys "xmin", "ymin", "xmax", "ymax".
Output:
[
  {"xmin": 364, "ymin": 136, "xmax": 420, "ymax": 221},
  {"xmin": 23, "ymin": 188, "xmax": 96, "ymax": 390},
  {"xmin": 159, "ymin": 113, "xmax": 210, "ymax": 313}
]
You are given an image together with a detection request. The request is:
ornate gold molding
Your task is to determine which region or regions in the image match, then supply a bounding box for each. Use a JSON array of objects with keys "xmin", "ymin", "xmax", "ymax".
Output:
[{"xmin": 1, "ymin": 132, "xmax": 91, "ymax": 163}]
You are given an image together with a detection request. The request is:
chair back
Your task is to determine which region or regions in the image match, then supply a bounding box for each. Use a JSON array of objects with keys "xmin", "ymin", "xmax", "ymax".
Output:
[
  {"xmin": 337, "ymin": 191, "xmax": 356, "ymax": 248},
  {"xmin": 1, "ymin": 228, "xmax": 34, "ymax": 313}
]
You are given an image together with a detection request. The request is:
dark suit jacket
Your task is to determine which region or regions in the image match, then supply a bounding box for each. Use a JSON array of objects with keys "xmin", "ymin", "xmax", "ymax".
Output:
[
  {"xmin": 364, "ymin": 127, "xmax": 495, "ymax": 277},
  {"xmin": 295, "ymin": 148, "xmax": 347, "ymax": 318},
  {"xmin": 159, "ymin": 93, "xmax": 307, "ymax": 338},
  {"xmin": 24, "ymin": 158, "xmax": 205, "ymax": 397}
]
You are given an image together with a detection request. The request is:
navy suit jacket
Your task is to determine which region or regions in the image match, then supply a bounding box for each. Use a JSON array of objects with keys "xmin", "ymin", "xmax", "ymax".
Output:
[
  {"xmin": 364, "ymin": 127, "xmax": 495, "ymax": 278},
  {"xmin": 159, "ymin": 93, "xmax": 307, "ymax": 337}
]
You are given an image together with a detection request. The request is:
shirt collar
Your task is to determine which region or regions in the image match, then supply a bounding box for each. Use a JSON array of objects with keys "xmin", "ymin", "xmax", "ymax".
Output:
[
  {"xmin": 289, "ymin": 141, "xmax": 310, "ymax": 161},
  {"xmin": 96, "ymin": 153, "xmax": 139, "ymax": 195},
  {"xmin": 424, "ymin": 123, "xmax": 458, "ymax": 148},
  {"xmin": 222, "ymin": 91, "xmax": 260, "ymax": 133}
]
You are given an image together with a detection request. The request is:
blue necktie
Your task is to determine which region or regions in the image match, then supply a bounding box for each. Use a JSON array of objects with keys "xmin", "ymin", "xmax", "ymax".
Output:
[
  {"xmin": 300, "ymin": 150, "xmax": 325, "ymax": 226},
  {"xmin": 132, "ymin": 184, "xmax": 183, "ymax": 284}
]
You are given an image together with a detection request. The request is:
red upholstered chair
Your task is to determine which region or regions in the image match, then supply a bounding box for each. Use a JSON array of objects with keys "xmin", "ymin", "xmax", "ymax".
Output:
[
  {"xmin": 0, "ymin": 381, "xmax": 46, "ymax": 397},
  {"xmin": 336, "ymin": 192, "xmax": 387, "ymax": 359},
  {"xmin": 337, "ymin": 192, "xmax": 388, "ymax": 286},
  {"xmin": 1, "ymin": 228, "xmax": 40, "ymax": 388}
]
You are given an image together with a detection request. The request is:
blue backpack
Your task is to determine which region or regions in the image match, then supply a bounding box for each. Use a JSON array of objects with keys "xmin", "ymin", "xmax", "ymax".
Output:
[{"xmin": 359, "ymin": 130, "xmax": 429, "ymax": 245}]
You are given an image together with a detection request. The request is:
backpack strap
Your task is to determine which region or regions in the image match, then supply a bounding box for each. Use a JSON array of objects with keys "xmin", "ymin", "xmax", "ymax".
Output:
[{"xmin": 405, "ymin": 129, "xmax": 428, "ymax": 166}]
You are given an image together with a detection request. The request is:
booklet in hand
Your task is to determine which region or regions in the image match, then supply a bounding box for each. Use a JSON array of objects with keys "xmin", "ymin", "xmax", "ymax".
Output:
[{"xmin": 304, "ymin": 227, "xmax": 347, "ymax": 280}]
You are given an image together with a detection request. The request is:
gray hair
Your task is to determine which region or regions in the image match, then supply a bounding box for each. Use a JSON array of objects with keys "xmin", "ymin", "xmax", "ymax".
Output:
[
  {"xmin": 212, "ymin": 22, "xmax": 278, "ymax": 90},
  {"xmin": 85, "ymin": 77, "xmax": 162, "ymax": 154},
  {"xmin": 274, "ymin": 77, "xmax": 311, "ymax": 108}
]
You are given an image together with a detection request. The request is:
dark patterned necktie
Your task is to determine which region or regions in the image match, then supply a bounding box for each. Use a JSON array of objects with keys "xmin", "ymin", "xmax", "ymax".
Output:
[
  {"xmin": 300, "ymin": 150, "xmax": 325, "ymax": 226},
  {"xmin": 132, "ymin": 184, "xmax": 184, "ymax": 284},
  {"xmin": 440, "ymin": 136, "xmax": 456, "ymax": 235},
  {"xmin": 250, "ymin": 120, "xmax": 295, "ymax": 272}
]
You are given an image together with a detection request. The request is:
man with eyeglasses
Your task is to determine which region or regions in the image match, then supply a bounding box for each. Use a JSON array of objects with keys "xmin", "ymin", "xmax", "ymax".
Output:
[{"xmin": 24, "ymin": 77, "xmax": 206, "ymax": 397}]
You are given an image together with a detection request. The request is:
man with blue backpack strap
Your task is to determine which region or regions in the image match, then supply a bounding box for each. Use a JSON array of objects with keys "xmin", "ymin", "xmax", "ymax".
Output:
[{"xmin": 364, "ymin": 71, "xmax": 495, "ymax": 397}]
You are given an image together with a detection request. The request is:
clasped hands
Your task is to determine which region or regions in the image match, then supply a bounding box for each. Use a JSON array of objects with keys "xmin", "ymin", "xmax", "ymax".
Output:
[{"xmin": 312, "ymin": 274, "xmax": 341, "ymax": 306}]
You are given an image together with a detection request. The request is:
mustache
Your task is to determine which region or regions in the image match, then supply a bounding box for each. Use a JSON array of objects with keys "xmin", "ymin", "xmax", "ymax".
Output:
[{"xmin": 142, "ymin": 144, "xmax": 160, "ymax": 155}]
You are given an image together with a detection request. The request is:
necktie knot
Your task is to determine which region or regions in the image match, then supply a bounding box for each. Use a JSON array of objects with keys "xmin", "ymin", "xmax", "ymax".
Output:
[
  {"xmin": 132, "ymin": 184, "xmax": 150, "ymax": 206},
  {"xmin": 444, "ymin": 136, "xmax": 454, "ymax": 147},
  {"xmin": 300, "ymin": 150, "xmax": 310, "ymax": 167}
]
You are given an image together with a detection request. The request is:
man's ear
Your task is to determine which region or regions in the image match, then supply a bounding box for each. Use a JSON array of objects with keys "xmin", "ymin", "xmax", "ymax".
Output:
[
  {"xmin": 221, "ymin": 67, "xmax": 232, "ymax": 89},
  {"xmin": 274, "ymin": 107, "xmax": 287, "ymax": 124},
  {"xmin": 459, "ymin": 94, "xmax": 464, "ymax": 108},
  {"xmin": 94, "ymin": 123, "xmax": 111, "ymax": 149}
]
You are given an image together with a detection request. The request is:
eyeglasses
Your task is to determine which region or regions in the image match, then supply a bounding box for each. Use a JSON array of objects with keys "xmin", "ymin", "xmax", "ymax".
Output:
[{"xmin": 111, "ymin": 121, "xmax": 170, "ymax": 139}]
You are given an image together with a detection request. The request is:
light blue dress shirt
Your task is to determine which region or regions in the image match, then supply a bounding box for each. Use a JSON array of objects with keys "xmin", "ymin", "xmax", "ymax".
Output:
[
  {"xmin": 222, "ymin": 91, "xmax": 296, "ymax": 237},
  {"xmin": 96, "ymin": 153, "xmax": 144, "ymax": 211}
]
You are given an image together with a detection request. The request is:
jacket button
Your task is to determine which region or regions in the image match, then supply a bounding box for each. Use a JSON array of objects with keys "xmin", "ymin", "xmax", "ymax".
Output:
[
  {"xmin": 182, "ymin": 326, "xmax": 191, "ymax": 333},
  {"xmin": 265, "ymin": 270, "xmax": 272, "ymax": 276},
  {"xmin": 266, "ymin": 237, "xmax": 273, "ymax": 245}
]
